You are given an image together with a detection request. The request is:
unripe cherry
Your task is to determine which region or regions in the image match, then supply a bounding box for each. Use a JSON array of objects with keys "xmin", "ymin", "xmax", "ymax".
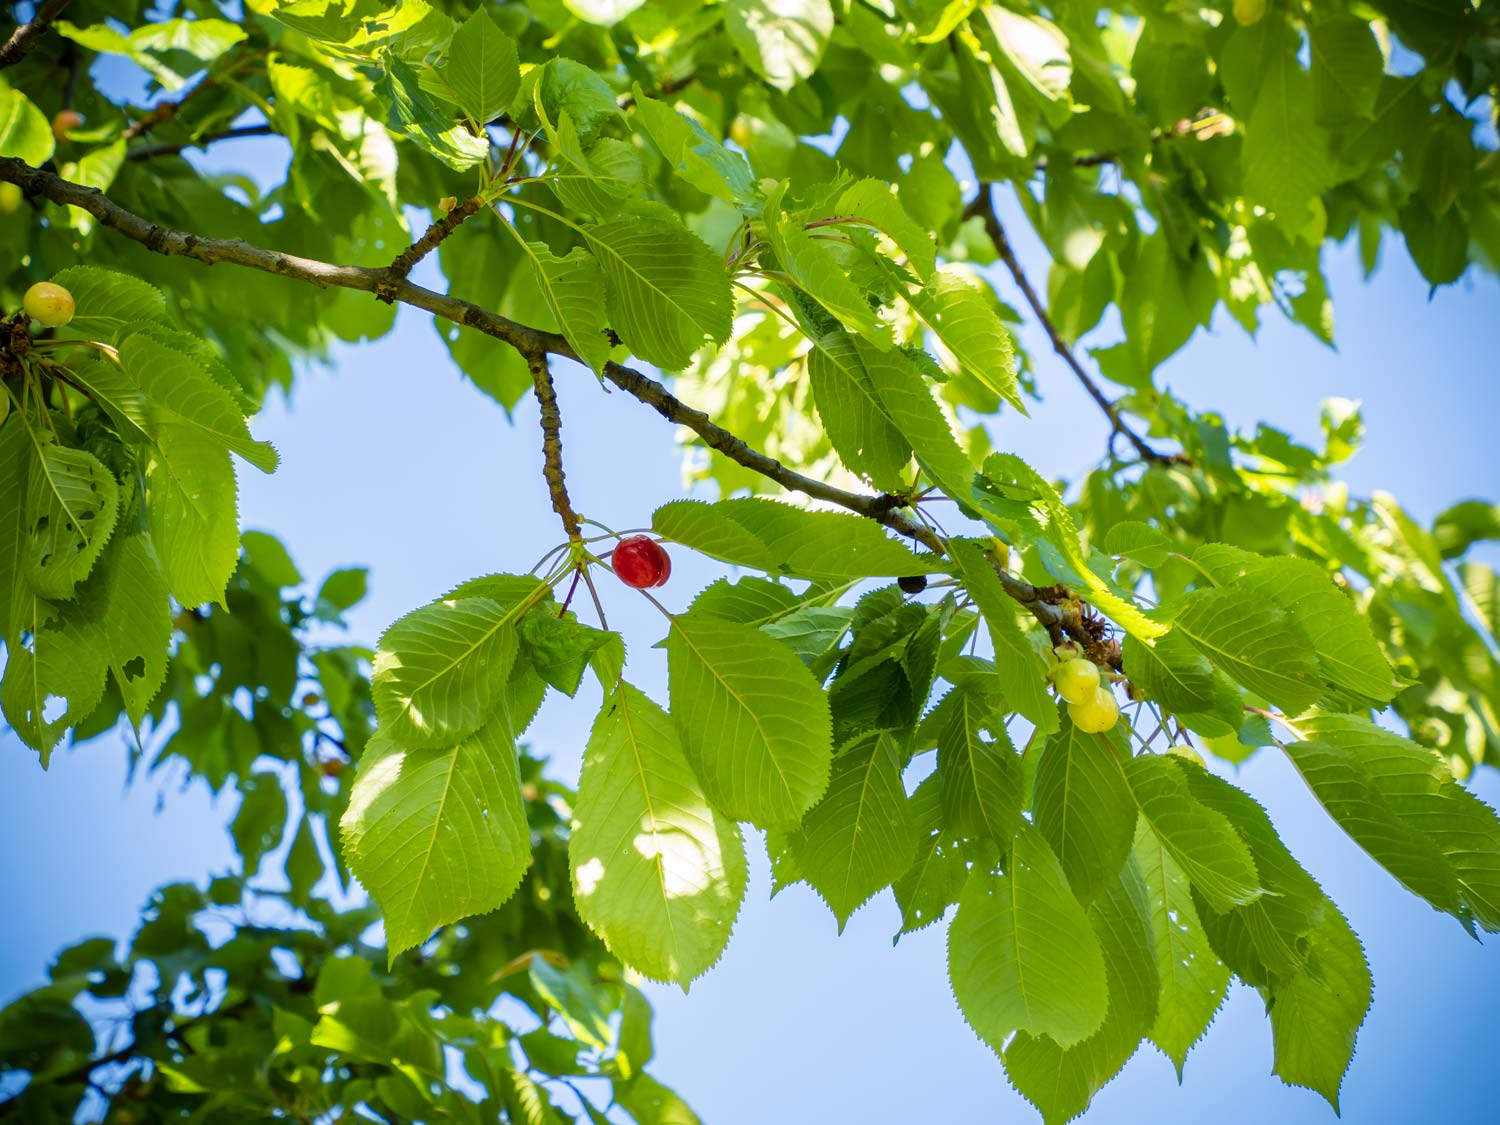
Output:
[
  {"xmin": 1069, "ymin": 685, "xmax": 1120, "ymax": 733},
  {"xmin": 52, "ymin": 109, "xmax": 84, "ymax": 141},
  {"xmin": 1055, "ymin": 657, "xmax": 1101, "ymax": 704},
  {"xmin": 612, "ymin": 536, "xmax": 671, "ymax": 589},
  {"xmin": 23, "ymin": 281, "xmax": 75, "ymax": 327},
  {"xmin": 1233, "ymin": 0, "xmax": 1267, "ymax": 27}
]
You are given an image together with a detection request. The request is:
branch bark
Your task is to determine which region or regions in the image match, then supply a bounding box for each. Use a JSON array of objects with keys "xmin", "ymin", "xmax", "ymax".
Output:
[
  {"xmin": 380, "ymin": 195, "xmax": 483, "ymax": 292},
  {"xmin": 526, "ymin": 350, "xmax": 583, "ymax": 541},
  {"xmin": 963, "ymin": 184, "xmax": 1188, "ymax": 468},
  {"xmin": 0, "ymin": 0, "xmax": 70, "ymax": 69},
  {"xmin": 0, "ymin": 157, "xmax": 1092, "ymax": 646}
]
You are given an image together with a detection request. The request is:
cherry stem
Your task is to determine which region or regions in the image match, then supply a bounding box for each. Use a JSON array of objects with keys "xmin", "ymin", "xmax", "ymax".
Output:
[
  {"xmin": 558, "ymin": 567, "xmax": 582, "ymax": 618},
  {"xmin": 579, "ymin": 565, "xmax": 610, "ymax": 631}
]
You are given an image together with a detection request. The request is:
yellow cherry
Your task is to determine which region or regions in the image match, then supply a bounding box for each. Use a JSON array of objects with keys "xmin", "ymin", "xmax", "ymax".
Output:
[
  {"xmin": 1055, "ymin": 658, "xmax": 1101, "ymax": 705},
  {"xmin": 1069, "ymin": 686, "xmax": 1119, "ymax": 733},
  {"xmin": 23, "ymin": 281, "xmax": 75, "ymax": 327}
]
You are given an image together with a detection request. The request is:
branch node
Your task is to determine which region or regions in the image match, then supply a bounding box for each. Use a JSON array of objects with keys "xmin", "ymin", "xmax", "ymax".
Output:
[{"xmin": 383, "ymin": 196, "xmax": 484, "ymax": 294}]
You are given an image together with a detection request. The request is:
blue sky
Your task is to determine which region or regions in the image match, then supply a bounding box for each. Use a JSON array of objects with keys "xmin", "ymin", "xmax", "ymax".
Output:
[{"xmin": 4, "ymin": 126, "xmax": 1500, "ymax": 1124}]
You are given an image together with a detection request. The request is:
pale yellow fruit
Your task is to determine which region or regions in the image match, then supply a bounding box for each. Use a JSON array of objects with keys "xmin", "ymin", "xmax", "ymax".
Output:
[
  {"xmin": 23, "ymin": 281, "xmax": 74, "ymax": 327},
  {"xmin": 1233, "ymin": 0, "xmax": 1267, "ymax": 27},
  {"xmin": 1055, "ymin": 658, "xmax": 1101, "ymax": 704},
  {"xmin": 1069, "ymin": 686, "xmax": 1120, "ymax": 733}
]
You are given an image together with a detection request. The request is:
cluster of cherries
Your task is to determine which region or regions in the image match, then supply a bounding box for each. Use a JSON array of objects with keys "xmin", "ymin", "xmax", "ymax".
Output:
[{"xmin": 1051, "ymin": 646, "xmax": 1120, "ymax": 733}]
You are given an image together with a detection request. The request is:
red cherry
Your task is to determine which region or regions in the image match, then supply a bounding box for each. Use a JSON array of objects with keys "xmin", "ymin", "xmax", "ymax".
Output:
[{"xmin": 613, "ymin": 536, "xmax": 671, "ymax": 589}]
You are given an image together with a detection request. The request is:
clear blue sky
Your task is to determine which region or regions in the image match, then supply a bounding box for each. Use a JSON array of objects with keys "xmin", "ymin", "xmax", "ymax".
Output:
[{"xmin": 4, "ymin": 123, "xmax": 1500, "ymax": 1124}]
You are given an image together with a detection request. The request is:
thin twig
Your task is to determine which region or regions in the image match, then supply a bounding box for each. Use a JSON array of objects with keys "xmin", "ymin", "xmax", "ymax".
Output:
[
  {"xmin": 379, "ymin": 196, "xmax": 483, "ymax": 293},
  {"xmin": 963, "ymin": 184, "xmax": 1188, "ymax": 468},
  {"xmin": 0, "ymin": 157, "xmax": 1103, "ymax": 650},
  {"xmin": 126, "ymin": 124, "xmax": 276, "ymax": 162},
  {"xmin": 0, "ymin": 0, "xmax": 70, "ymax": 69}
]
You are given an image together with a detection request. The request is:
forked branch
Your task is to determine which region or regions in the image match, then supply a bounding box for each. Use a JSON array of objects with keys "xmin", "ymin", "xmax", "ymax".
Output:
[{"xmin": 0, "ymin": 157, "xmax": 1094, "ymax": 647}]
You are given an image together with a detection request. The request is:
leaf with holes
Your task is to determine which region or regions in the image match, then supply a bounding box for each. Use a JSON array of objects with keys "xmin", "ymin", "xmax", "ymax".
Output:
[{"xmin": 570, "ymin": 681, "xmax": 746, "ymax": 985}]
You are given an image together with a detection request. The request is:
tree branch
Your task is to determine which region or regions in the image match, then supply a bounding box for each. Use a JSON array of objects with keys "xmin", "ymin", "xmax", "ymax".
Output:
[
  {"xmin": 126, "ymin": 124, "xmax": 276, "ymax": 162},
  {"xmin": 0, "ymin": 997, "xmax": 253, "ymax": 1111},
  {"xmin": 526, "ymin": 349, "xmax": 583, "ymax": 541},
  {"xmin": 963, "ymin": 184, "xmax": 1189, "ymax": 468},
  {"xmin": 0, "ymin": 157, "xmax": 1092, "ymax": 647},
  {"xmin": 379, "ymin": 195, "xmax": 483, "ymax": 293},
  {"xmin": 0, "ymin": 0, "xmax": 70, "ymax": 69}
]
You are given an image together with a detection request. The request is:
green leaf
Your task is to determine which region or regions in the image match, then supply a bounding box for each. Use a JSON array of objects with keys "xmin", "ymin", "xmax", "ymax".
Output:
[
  {"xmin": 382, "ymin": 57, "xmax": 488, "ymax": 170},
  {"xmin": 1134, "ymin": 818, "xmax": 1230, "ymax": 1076},
  {"xmin": 48, "ymin": 267, "xmax": 165, "ymax": 341},
  {"xmin": 0, "ymin": 417, "xmax": 34, "ymax": 644},
  {"xmin": 232, "ymin": 771, "xmax": 287, "ymax": 877},
  {"xmin": 1103, "ymin": 521, "xmax": 1170, "ymax": 568},
  {"xmin": 563, "ymin": 0, "xmax": 648, "ymax": 26},
  {"xmin": 130, "ymin": 17, "xmax": 247, "ymax": 64},
  {"xmin": 653, "ymin": 498, "xmax": 943, "ymax": 580},
  {"xmin": 837, "ymin": 178, "xmax": 937, "ymax": 281},
  {"xmin": 1267, "ymin": 905, "xmax": 1371, "ymax": 1110},
  {"xmin": 979, "ymin": 6, "xmax": 1072, "ymax": 105},
  {"xmin": 949, "ymin": 539, "xmax": 1056, "ymax": 735},
  {"xmin": 372, "ymin": 590, "xmax": 535, "ymax": 750},
  {"xmin": 24, "ymin": 437, "xmax": 120, "ymax": 600},
  {"xmin": 517, "ymin": 610, "xmax": 612, "ymax": 698},
  {"xmin": 585, "ymin": 203, "xmax": 733, "ymax": 371},
  {"xmin": 341, "ymin": 707, "xmax": 531, "ymax": 961},
  {"xmin": 724, "ymin": 0, "xmax": 834, "ymax": 91},
  {"xmin": 892, "ymin": 775, "xmax": 968, "ymax": 939},
  {"xmin": 762, "ymin": 604, "xmax": 851, "ymax": 669},
  {"xmin": 1172, "ymin": 586, "xmax": 1322, "ymax": 713},
  {"xmin": 908, "ymin": 267, "xmax": 1023, "ymax": 411},
  {"xmin": 0, "ymin": 81, "xmax": 54, "ymax": 166},
  {"xmin": 1033, "ymin": 717, "xmax": 1137, "ymax": 904},
  {"xmin": 1123, "ymin": 630, "xmax": 1215, "ymax": 714},
  {"xmin": 1125, "ymin": 755, "xmax": 1263, "ymax": 913},
  {"xmin": 792, "ymin": 731, "xmax": 917, "ymax": 929},
  {"xmin": 516, "ymin": 241, "xmax": 611, "ymax": 375},
  {"xmin": 115, "ymin": 332, "xmax": 278, "ymax": 473},
  {"xmin": 1434, "ymin": 500, "xmax": 1500, "ymax": 559},
  {"xmin": 0, "ymin": 604, "xmax": 107, "ymax": 764},
  {"xmin": 1003, "ymin": 856, "xmax": 1159, "ymax": 1125},
  {"xmin": 431, "ymin": 8, "xmax": 519, "ymax": 124},
  {"xmin": 632, "ymin": 89, "xmax": 757, "ymax": 205},
  {"xmin": 766, "ymin": 189, "xmax": 890, "ymax": 346},
  {"xmin": 1241, "ymin": 21, "xmax": 1334, "ymax": 223},
  {"xmin": 667, "ymin": 611, "xmax": 833, "ymax": 828},
  {"xmin": 806, "ymin": 332, "xmax": 915, "ymax": 493},
  {"xmin": 101, "ymin": 534, "xmax": 172, "ymax": 729},
  {"xmin": 948, "ymin": 827, "xmax": 1109, "ymax": 1052},
  {"xmin": 571, "ymin": 682, "xmax": 746, "ymax": 984},
  {"xmin": 1194, "ymin": 547, "xmax": 1398, "ymax": 706},
  {"xmin": 1292, "ymin": 714, "xmax": 1500, "ymax": 932},
  {"xmin": 1309, "ymin": 18, "xmax": 1383, "ymax": 127},
  {"xmin": 931, "ymin": 682, "xmax": 1023, "ymax": 842},
  {"xmin": 144, "ymin": 427, "xmax": 240, "ymax": 609}
]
